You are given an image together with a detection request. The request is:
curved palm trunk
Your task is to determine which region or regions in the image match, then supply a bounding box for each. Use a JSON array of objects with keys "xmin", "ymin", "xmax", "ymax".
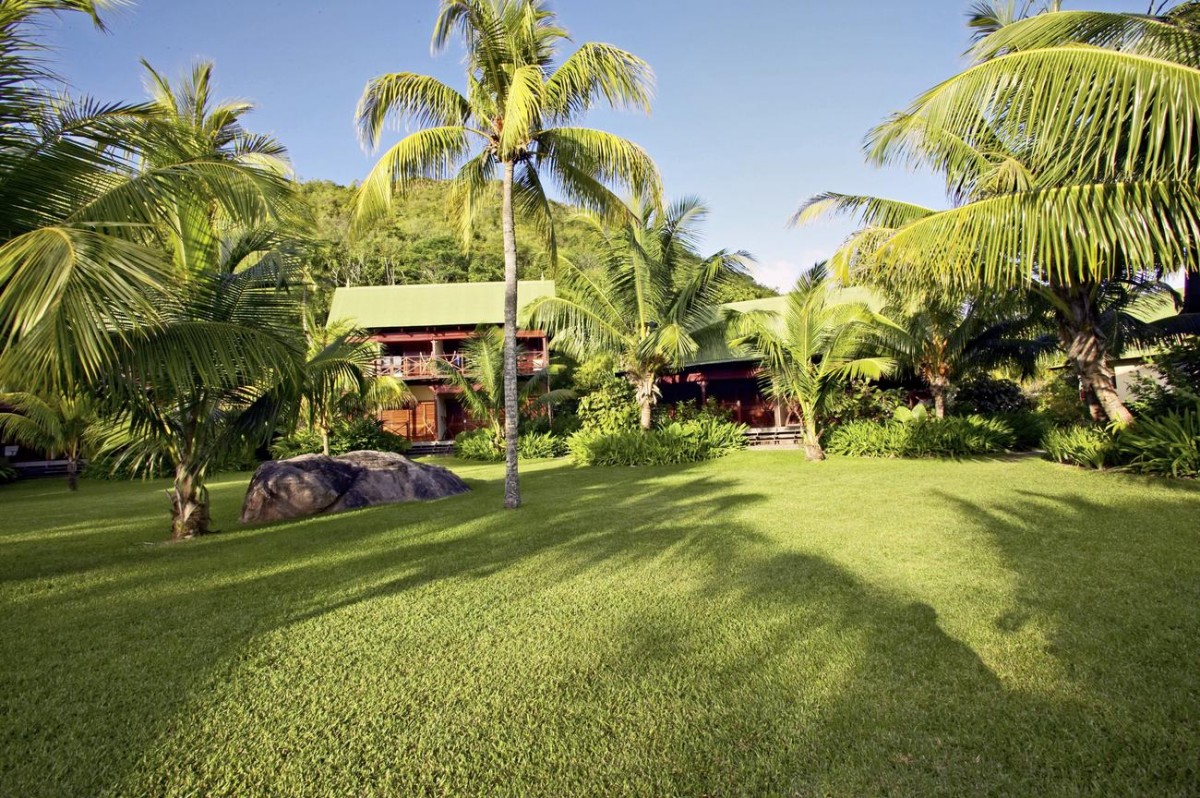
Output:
[
  {"xmin": 1054, "ymin": 283, "xmax": 1133, "ymax": 425},
  {"xmin": 170, "ymin": 461, "xmax": 210, "ymax": 540},
  {"xmin": 500, "ymin": 161, "xmax": 521, "ymax": 510}
]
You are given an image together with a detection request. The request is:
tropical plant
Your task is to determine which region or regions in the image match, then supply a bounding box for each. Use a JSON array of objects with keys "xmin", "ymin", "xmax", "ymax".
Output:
[
  {"xmin": 354, "ymin": 0, "xmax": 660, "ymax": 509},
  {"xmin": 1118, "ymin": 404, "xmax": 1200, "ymax": 478},
  {"xmin": 865, "ymin": 288, "xmax": 1052, "ymax": 417},
  {"xmin": 525, "ymin": 197, "xmax": 748, "ymax": 430},
  {"xmin": 437, "ymin": 326, "xmax": 567, "ymax": 448},
  {"xmin": 728, "ymin": 266, "xmax": 895, "ymax": 461},
  {"xmin": 796, "ymin": 1, "xmax": 1200, "ymax": 426},
  {"xmin": 826, "ymin": 415, "xmax": 1016, "ymax": 458},
  {"xmin": 299, "ymin": 316, "xmax": 411, "ymax": 455},
  {"xmin": 1042, "ymin": 424, "xmax": 1118, "ymax": 469},
  {"xmin": 567, "ymin": 416, "xmax": 746, "ymax": 467},
  {"xmin": 93, "ymin": 63, "xmax": 305, "ymax": 540},
  {"xmin": 0, "ymin": 391, "xmax": 98, "ymax": 490}
]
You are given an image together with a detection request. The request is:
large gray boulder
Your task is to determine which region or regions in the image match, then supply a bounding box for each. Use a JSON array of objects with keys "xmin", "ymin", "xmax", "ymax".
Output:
[{"xmin": 240, "ymin": 450, "xmax": 470, "ymax": 524}]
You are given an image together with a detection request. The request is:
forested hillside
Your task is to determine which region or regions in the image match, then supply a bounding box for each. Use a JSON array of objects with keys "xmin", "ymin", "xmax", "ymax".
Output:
[{"xmin": 300, "ymin": 180, "xmax": 775, "ymax": 316}]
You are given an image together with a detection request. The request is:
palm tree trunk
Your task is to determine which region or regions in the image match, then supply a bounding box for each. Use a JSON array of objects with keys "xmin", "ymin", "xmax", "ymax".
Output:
[
  {"xmin": 170, "ymin": 461, "xmax": 209, "ymax": 540},
  {"xmin": 320, "ymin": 425, "xmax": 330, "ymax": 456},
  {"xmin": 800, "ymin": 403, "xmax": 825, "ymax": 461},
  {"xmin": 929, "ymin": 377, "xmax": 949, "ymax": 419},
  {"xmin": 66, "ymin": 456, "xmax": 78, "ymax": 492},
  {"xmin": 1055, "ymin": 283, "xmax": 1133, "ymax": 425},
  {"xmin": 636, "ymin": 374, "xmax": 656, "ymax": 431},
  {"xmin": 501, "ymin": 161, "xmax": 521, "ymax": 510}
]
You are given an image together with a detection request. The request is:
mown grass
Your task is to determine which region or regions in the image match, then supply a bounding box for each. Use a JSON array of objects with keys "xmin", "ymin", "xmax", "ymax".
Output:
[{"xmin": 1, "ymin": 453, "xmax": 1198, "ymax": 797}]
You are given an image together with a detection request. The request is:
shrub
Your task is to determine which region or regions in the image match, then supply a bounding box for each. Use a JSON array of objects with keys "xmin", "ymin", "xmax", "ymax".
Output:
[
  {"xmin": 568, "ymin": 416, "xmax": 747, "ymax": 467},
  {"xmin": 1117, "ymin": 404, "xmax": 1200, "ymax": 478},
  {"xmin": 952, "ymin": 376, "xmax": 1030, "ymax": 414},
  {"xmin": 1033, "ymin": 374, "xmax": 1089, "ymax": 426},
  {"xmin": 826, "ymin": 415, "xmax": 1015, "ymax": 458},
  {"xmin": 990, "ymin": 410, "xmax": 1052, "ymax": 451},
  {"xmin": 517, "ymin": 431, "xmax": 568, "ymax": 460},
  {"xmin": 1041, "ymin": 425, "xmax": 1117, "ymax": 470},
  {"xmin": 454, "ymin": 428, "xmax": 503, "ymax": 462},
  {"xmin": 270, "ymin": 419, "xmax": 411, "ymax": 461},
  {"xmin": 825, "ymin": 379, "xmax": 907, "ymax": 424},
  {"xmin": 1129, "ymin": 341, "xmax": 1200, "ymax": 417},
  {"xmin": 455, "ymin": 428, "xmax": 568, "ymax": 461},
  {"xmin": 0, "ymin": 458, "xmax": 17, "ymax": 485},
  {"xmin": 576, "ymin": 379, "xmax": 640, "ymax": 434}
]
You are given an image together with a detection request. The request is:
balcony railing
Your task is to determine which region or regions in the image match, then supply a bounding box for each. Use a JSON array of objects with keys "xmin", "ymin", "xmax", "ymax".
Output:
[{"xmin": 376, "ymin": 352, "xmax": 547, "ymax": 380}]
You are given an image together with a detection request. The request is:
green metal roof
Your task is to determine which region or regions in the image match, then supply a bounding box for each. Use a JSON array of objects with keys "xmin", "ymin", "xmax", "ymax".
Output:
[{"xmin": 328, "ymin": 280, "xmax": 556, "ymax": 329}]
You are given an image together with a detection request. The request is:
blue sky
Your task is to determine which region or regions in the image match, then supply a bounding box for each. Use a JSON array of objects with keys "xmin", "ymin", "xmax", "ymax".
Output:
[{"xmin": 48, "ymin": 0, "xmax": 1139, "ymax": 290}]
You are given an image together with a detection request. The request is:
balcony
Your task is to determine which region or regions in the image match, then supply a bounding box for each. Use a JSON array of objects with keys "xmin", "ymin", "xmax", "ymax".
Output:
[{"xmin": 375, "ymin": 352, "xmax": 548, "ymax": 380}]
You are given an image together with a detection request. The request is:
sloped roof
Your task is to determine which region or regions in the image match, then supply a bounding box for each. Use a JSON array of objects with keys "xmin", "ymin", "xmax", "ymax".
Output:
[{"xmin": 328, "ymin": 280, "xmax": 556, "ymax": 329}]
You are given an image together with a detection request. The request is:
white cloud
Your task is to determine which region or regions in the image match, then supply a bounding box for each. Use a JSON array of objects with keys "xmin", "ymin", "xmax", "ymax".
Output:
[{"xmin": 751, "ymin": 250, "xmax": 829, "ymax": 292}]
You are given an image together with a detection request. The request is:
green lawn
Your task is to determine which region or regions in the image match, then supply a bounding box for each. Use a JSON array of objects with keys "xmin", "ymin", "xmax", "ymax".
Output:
[{"xmin": 1, "ymin": 453, "xmax": 1198, "ymax": 797}]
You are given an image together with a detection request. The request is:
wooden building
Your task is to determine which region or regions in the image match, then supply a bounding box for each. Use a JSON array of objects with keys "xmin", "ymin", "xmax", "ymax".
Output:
[
  {"xmin": 328, "ymin": 281, "xmax": 555, "ymax": 443},
  {"xmin": 328, "ymin": 282, "xmax": 787, "ymax": 445}
]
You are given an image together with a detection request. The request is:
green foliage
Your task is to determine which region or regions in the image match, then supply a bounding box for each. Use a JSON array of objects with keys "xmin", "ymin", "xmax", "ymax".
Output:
[
  {"xmin": 1041, "ymin": 425, "xmax": 1117, "ymax": 470},
  {"xmin": 1118, "ymin": 405, "xmax": 1200, "ymax": 479},
  {"xmin": 990, "ymin": 410, "xmax": 1053, "ymax": 451},
  {"xmin": 1033, "ymin": 375, "xmax": 1090, "ymax": 426},
  {"xmin": 0, "ymin": 458, "xmax": 17, "ymax": 485},
  {"xmin": 953, "ymin": 376, "xmax": 1031, "ymax": 414},
  {"xmin": 454, "ymin": 429, "xmax": 504, "ymax": 462},
  {"xmin": 827, "ymin": 415, "xmax": 1015, "ymax": 458},
  {"xmin": 1129, "ymin": 340, "xmax": 1200, "ymax": 417},
  {"xmin": 568, "ymin": 417, "xmax": 747, "ymax": 467},
  {"xmin": 271, "ymin": 419, "xmax": 411, "ymax": 460},
  {"xmin": 576, "ymin": 380, "xmax": 640, "ymax": 435},
  {"xmin": 825, "ymin": 380, "xmax": 907, "ymax": 424},
  {"xmin": 455, "ymin": 428, "xmax": 566, "ymax": 461},
  {"xmin": 517, "ymin": 431, "xmax": 568, "ymax": 460}
]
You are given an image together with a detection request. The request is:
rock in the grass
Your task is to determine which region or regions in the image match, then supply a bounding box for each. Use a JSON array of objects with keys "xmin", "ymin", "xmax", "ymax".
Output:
[{"xmin": 240, "ymin": 450, "xmax": 470, "ymax": 524}]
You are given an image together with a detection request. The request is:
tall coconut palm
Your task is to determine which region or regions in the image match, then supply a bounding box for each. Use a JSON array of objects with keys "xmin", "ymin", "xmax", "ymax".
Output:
[
  {"xmin": 524, "ymin": 197, "xmax": 749, "ymax": 429},
  {"xmin": 0, "ymin": 391, "xmax": 98, "ymax": 490},
  {"xmin": 812, "ymin": 3, "xmax": 1200, "ymax": 423},
  {"xmin": 354, "ymin": 0, "xmax": 660, "ymax": 509},
  {"xmin": 728, "ymin": 266, "xmax": 894, "ymax": 461}
]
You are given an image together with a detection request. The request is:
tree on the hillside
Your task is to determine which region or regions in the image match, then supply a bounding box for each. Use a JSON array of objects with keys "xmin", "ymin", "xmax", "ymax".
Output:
[
  {"xmin": 0, "ymin": 392, "xmax": 98, "ymax": 490},
  {"xmin": 728, "ymin": 266, "xmax": 895, "ymax": 461},
  {"xmin": 525, "ymin": 197, "xmax": 748, "ymax": 430},
  {"xmin": 354, "ymin": 0, "xmax": 660, "ymax": 509}
]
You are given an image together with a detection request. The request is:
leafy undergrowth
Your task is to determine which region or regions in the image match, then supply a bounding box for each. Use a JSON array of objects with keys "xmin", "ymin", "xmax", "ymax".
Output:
[{"xmin": 1, "ymin": 455, "xmax": 1198, "ymax": 796}]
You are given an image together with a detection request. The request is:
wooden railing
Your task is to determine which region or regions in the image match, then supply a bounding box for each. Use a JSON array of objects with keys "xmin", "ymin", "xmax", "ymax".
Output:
[{"xmin": 376, "ymin": 352, "xmax": 547, "ymax": 379}]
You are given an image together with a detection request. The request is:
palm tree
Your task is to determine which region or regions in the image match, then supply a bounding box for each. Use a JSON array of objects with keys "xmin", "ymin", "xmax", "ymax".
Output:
[
  {"xmin": 524, "ymin": 197, "xmax": 749, "ymax": 429},
  {"xmin": 806, "ymin": 3, "xmax": 1200, "ymax": 424},
  {"xmin": 94, "ymin": 64, "xmax": 304, "ymax": 540},
  {"xmin": 0, "ymin": 391, "xmax": 98, "ymax": 490},
  {"xmin": 0, "ymin": 18, "xmax": 293, "ymax": 395},
  {"xmin": 868, "ymin": 289, "xmax": 1054, "ymax": 417},
  {"xmin": 727, "ymin": 266, "xmax": 895, "ymax": 461},
  {"xmin": 300, "ymin": 316, "xmax": 412, "ymax": 456},
  {"xmin": 436, "ymin": 327, "xmax": 563, "ymax": 449},
  {"xmin": 354, "ymin": 0, "xmax": 660, "ymax": 509}
]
